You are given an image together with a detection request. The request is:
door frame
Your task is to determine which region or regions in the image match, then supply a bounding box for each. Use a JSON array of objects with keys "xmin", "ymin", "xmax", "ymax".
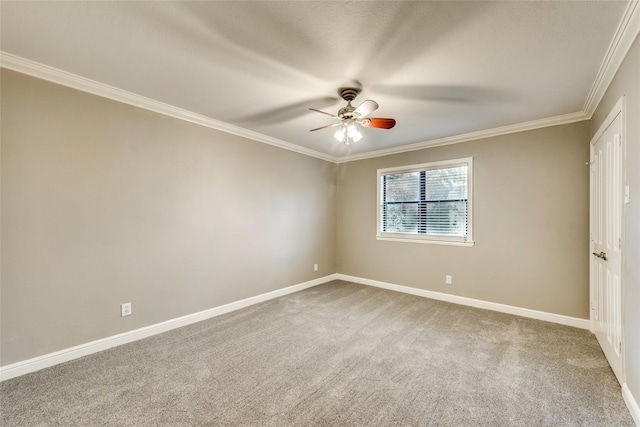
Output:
[{"xmin": 589, "ymin": 95, "xmax": 626, "ymax": 383}]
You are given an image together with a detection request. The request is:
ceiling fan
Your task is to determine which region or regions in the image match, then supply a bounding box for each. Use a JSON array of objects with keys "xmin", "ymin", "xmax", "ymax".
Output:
[{"xmin": 309, "ymin": 85, "xmax": 396, "ymax": 145}]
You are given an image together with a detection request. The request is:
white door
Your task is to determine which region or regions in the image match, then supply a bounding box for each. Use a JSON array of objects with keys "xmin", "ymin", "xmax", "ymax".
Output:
[{"xmin": 590, "ymin": 109, "xmax": 623, "ymax": 384}]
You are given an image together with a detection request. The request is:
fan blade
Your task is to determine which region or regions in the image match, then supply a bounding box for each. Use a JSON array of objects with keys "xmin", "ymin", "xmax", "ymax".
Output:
[
  {"xmin": 309, "ymin": 123, "xmax": 341, "ymax": 132},
  {"xmin": 371, "ymin": 84, "xmax": 507, "ymax": 103},
  {"xmin": 361, "ymin": 118, "xmax": 396, "ymax": 129},
  {"xmin": 236, "ymin": 97, "xmax": 339, "ymax": 123},
  {"xmin": 309, "ymin": 108, "xmax": 338, "ymax": 118},
  {"xmin": 353, "ymin": 100, "xmax": 379, "ymax": 118}
]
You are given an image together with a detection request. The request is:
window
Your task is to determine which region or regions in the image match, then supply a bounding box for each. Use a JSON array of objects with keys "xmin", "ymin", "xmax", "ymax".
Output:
[{"xmin": 377, "ymin": 158, "xmax": 473, "ymax": 246}]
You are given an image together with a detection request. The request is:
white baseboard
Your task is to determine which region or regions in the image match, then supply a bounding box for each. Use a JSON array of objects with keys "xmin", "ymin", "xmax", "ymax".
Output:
[
  {"xmin": 0, "ymin": 274, "xmax": 338, "ymax": 382},
  {"xmin": 336, "ymin": 274, "xmax": 590, "ymax": 330},
  {"xmin": 623, "ymin": 383, "xmax": 640, "ymax": 426},
  {"xmin": 0, "ymin": 273, "xmax": 594, "ymax": 382}
]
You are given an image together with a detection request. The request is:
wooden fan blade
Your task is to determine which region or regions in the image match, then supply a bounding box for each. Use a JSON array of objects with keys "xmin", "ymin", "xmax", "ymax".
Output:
[
  {"xmin": 309, "ymin": 123, "xmax": 341, "ymax": 132},
  {"xmin": 361, "ymin": 118, "xmax": 396, "ymax": 129},
  {"xmin": 309, "ymin": 108, "xmax": 337, "ymax": 118},
  {"xmin": 353, "ymin": 100, "xmax": 379, "ymax": 118}
]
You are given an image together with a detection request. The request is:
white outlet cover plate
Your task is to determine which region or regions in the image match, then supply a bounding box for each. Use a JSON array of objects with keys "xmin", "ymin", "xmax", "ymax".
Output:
[{"xmin": 624, "ymin": 185, "xmax": 630, "ymax": 204}]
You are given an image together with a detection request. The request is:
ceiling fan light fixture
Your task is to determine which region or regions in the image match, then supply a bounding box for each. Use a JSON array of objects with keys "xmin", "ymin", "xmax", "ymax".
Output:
[
  {"xmin": 334, "ymin": 122, "xmax": 362, "ymax": 145},
  {"xmin": 346, "ymin": 122, "xmax": 359, "ymax": 138},
  {"xmin": 351, "ymin": 129, "xmax": 363, "ymax": 143}
]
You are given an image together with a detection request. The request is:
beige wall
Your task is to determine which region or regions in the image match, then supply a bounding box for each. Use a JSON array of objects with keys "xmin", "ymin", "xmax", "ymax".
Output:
[
  {"xmin": 0, "ymin": 69, "xmax": 337, "ymax": 365},
  {"xmin": 591, "ymin": 34, "xmax": 640, "ymax": 409},
  {"xmin": 337, "ymin": 122, "xmax": 591, "ymax": 319}
]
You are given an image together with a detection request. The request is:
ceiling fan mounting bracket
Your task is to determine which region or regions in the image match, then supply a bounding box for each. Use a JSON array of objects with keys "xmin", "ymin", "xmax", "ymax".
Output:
[{"xmin": 337, "ymin": 86, "xmax": 361, "ymax": 102}]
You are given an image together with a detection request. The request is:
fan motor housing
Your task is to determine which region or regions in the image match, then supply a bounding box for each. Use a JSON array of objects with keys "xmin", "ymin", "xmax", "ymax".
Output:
[{"xmin": 338, "ymin": 105, "xmax": 357, "ymax": 120}]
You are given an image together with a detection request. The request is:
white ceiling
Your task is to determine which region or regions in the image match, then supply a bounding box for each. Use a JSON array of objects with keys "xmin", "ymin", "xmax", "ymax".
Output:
[{"xmin": 0, "ymin": 1, "xmax": 633, "ymax": 160}]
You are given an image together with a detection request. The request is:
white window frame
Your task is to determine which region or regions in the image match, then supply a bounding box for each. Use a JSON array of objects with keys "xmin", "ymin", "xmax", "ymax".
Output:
[{"xmin": 376, "ymin": 157, "xmax": 474, "ymax": 247}]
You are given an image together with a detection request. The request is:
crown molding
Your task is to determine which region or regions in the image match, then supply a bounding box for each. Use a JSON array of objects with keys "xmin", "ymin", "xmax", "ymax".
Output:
[
  {"xmin": 0, "ymin": 52, "xmax": 338, "ymax": 163},
  {"xmin": 3, "ymin": 0, "xmax": 637, "ymax": 169},
  {"xmin": 335, "ymin": 111, "xmax": 589, "ymax": 163},
  {"xmin": 583, "ymin": 0, "xmax": 640, "ymax": 117}
]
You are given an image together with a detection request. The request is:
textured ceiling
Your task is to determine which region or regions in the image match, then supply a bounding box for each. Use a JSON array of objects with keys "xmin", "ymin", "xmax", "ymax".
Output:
[{"xmin": 0, "ymin": 1, "xmax": 631, "ymax": 159}]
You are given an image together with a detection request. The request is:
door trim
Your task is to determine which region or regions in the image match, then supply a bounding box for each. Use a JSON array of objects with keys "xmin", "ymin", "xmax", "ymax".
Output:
[{"xmin": 590, "ymin": 97, "xmax": 625, "ymax": 145}]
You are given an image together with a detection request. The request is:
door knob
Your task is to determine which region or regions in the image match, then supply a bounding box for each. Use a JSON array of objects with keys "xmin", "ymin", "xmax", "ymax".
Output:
[{"xmin": 592, "ymin": 251, "xmax": 608, "ymax": 261}]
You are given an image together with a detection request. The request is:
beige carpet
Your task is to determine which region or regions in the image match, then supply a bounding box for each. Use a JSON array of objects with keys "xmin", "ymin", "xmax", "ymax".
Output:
[{"xmin": 0, "ymin": 280, "xmax": 634, "ymax": 426}]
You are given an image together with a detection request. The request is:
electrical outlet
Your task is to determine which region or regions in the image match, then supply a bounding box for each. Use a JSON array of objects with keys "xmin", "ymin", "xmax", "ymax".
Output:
[
  {"xmin": 121, "ymin": 302, "xmax": 132, "ymax": 317},
  {"xmin": 445, "ymin": 275, "xmax": 453, "ymax": 285},
  {"xmin": 314, "ymin": 263, "xmax": 318, "ymax": 271}
]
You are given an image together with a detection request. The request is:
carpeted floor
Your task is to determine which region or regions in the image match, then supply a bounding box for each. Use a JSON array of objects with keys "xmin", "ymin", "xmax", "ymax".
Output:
[{"xmin": 0, "ymin": 280, "xmax": 634, "ymax": 426}]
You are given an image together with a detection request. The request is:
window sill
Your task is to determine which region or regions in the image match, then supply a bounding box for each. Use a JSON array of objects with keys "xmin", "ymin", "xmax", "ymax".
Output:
[{"xmin": 376, "ymin": 235, "xmax": 475, "ymax": 247}]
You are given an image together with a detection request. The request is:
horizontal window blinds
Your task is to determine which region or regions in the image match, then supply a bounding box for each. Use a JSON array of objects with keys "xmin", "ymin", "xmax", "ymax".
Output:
[{"xmin": 381, "ymin": 165, "xmax": 468, "ymax": 237}]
